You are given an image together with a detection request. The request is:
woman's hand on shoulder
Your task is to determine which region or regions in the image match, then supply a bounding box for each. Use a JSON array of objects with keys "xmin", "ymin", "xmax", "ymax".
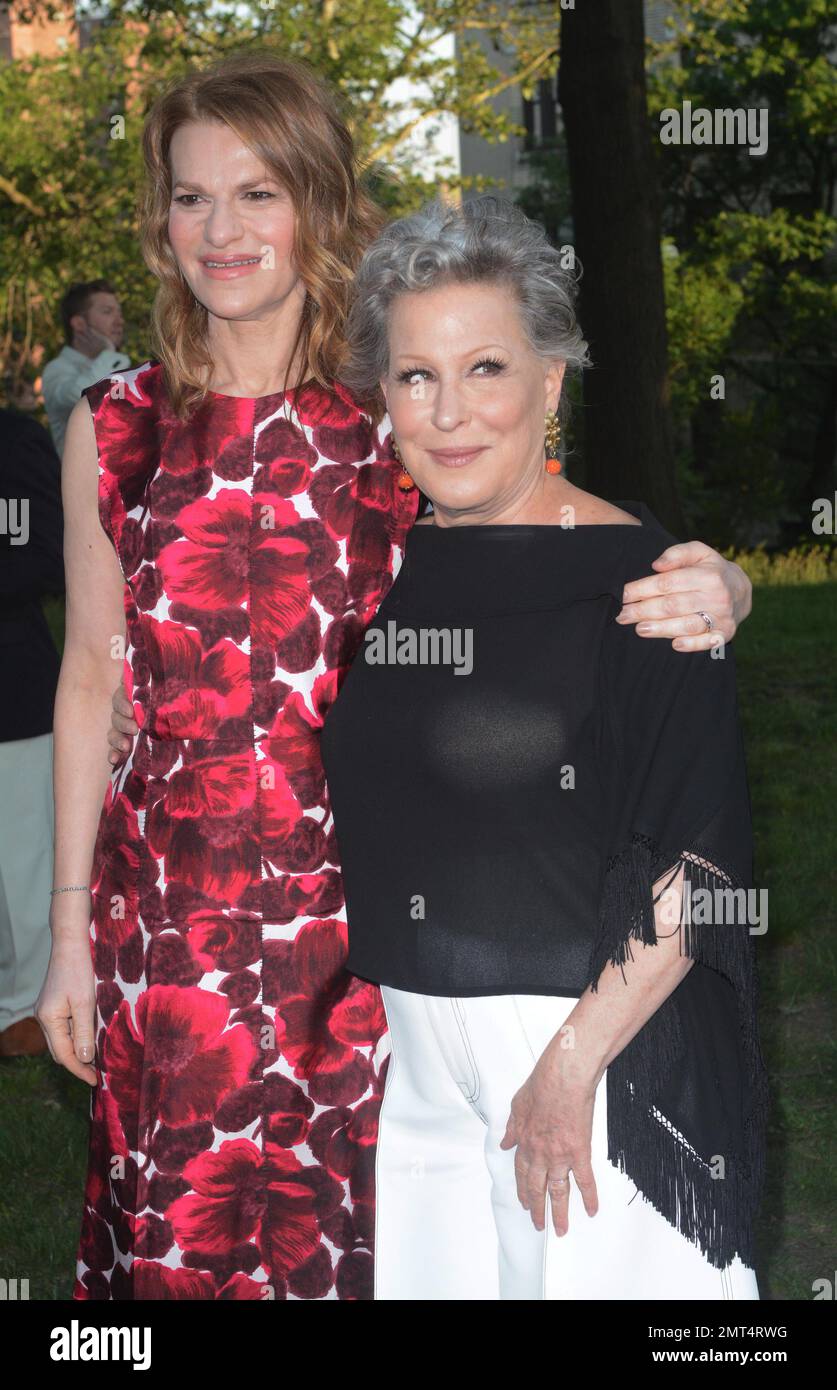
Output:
[{"xmin": 617, "ymin": 540, "xmax": 752, "ymax": 651}]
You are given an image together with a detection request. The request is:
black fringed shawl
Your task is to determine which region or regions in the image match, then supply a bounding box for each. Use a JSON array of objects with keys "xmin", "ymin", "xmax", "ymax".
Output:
[
  {"xmin": 585, "ymin": 519, "xmax": 771, "ymax": 1271},
  {"xmin": 322, "ymin": 502, "xmax": 770, "ymax": 1272}
]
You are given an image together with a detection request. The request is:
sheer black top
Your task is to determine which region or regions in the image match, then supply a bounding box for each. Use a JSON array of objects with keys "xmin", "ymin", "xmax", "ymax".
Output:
[{"xmin": 321, "ymin": 502, "xmax": 751, "ymax": 997}]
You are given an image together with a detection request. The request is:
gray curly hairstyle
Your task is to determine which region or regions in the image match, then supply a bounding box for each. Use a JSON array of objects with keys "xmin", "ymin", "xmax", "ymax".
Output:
[{"xmin": 339, "ymin": 194, "xmax": 591, "ymax": 419}]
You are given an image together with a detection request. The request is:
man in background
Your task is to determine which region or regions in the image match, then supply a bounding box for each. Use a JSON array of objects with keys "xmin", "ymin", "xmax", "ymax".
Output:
[
  {"xmin": 41, "ymin": 280, "xmax": 130, "ymax": 456},
  {"xmin": 0, "ymin": 395, "xmax": 64, "ymax": 1057}
]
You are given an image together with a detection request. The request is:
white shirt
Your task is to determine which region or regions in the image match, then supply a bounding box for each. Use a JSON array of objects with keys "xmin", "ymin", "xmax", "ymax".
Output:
[{"xmin": 41, "ymin": 344, "xmax": 131, "ymax": 456}]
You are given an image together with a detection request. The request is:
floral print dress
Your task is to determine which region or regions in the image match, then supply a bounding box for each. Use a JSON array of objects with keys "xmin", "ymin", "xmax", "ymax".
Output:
[{"xmin": 73, "ymin": 361, "xmax": 419, "ymax": 1300}]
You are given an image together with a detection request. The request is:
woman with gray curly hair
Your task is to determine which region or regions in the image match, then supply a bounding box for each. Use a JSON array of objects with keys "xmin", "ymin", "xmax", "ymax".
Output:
[{"xmin": 322, "ymin": 194, "xmax": 768, "ymax": 1300}]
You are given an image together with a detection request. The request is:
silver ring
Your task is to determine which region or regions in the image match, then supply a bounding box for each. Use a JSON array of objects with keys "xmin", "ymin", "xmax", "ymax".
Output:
[
  {"xmin": 697, "ymin": 610, "xmax": 714, "ymax": 631},
  {"xmin": 548, "ymin": 1176, "xmax": 569, "ymax": 1190}
]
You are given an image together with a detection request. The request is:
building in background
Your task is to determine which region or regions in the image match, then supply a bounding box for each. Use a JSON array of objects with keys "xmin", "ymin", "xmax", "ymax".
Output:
[
  {"xmin": 0, "ymin": 2, "xmax": 74, "ymax": 60},
  {"xmin": 456, "ymin": 1, "xmax": 673, "ymax": 198}
]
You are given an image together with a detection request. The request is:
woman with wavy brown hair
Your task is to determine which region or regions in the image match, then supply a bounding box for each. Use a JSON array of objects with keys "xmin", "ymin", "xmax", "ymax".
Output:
[{"xmin": 37, "ymin": 49, "xmax": 755, "ymax": 1301}]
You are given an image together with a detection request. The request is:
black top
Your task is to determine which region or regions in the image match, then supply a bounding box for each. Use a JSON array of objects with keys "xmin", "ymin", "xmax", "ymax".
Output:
[
  {"xmin": 321, "ymin": 500, "xmax": 769, "ymax": 1272},
  {"xmin": 0, "ymin": 408, "xmax": 64, "ymax": 741},
  {"xmin": 321, "ymin": 502, "xmax": 751, "ymax": 997}
]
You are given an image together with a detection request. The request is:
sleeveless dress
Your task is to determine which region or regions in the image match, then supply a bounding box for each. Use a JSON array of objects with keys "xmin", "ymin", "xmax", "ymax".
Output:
[{"xmin": 73, "ymin": 360, "xmax": 419, "ymax": 1300}]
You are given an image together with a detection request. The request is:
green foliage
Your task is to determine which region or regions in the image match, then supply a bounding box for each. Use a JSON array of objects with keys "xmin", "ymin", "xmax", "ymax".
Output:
[
  {"xmin": 724, "ymin": 541, "xmax": 837, "ymax": 586},
  {"xmin": 0, "ymin": 1, "xmax": 558, "ymax": 395},
  {"xmin": 677, "ymin": 400, "xmax": 787, "ymax": 546},
  {"xmin": 1, "ymin": 25, "xmax": 163, "ymax": 385},
  {"xmin": 648, "ymin": 0, "xmax": 837, "ymax": 542},
  {"xmin": 662, "ymin": 238, "xmax": 744, "ymax": 418}
]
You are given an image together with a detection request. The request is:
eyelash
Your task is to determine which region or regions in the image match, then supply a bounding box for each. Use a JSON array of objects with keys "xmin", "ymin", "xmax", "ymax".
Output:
[
  {"xmin": 396, "ymin": 355, "xmax": 507, "ymax": 384},
  {"xmin": 172, "ymin": 191, "xmax": 276, "ymax": 206}
]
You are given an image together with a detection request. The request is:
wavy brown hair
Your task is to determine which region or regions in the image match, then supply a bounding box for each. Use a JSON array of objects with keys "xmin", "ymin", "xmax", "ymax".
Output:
[{"xmin": 140, "ymin": 50, "xmax": 387, "ymax": 418}]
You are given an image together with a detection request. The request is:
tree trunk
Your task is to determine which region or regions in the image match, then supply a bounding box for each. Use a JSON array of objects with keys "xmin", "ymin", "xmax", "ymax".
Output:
[{"xmin": 559, "ymin": 0, "xmax": 684, "ymax": 534}]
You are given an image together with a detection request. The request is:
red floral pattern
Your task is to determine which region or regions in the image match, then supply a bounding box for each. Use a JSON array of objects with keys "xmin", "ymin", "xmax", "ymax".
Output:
[{"xmin": 75, "ymin": 362, "xmax": 419, "ymax": 1299}]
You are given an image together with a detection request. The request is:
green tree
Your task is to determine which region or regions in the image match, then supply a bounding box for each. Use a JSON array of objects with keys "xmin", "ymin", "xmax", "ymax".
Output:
[
  {"xmin": 0, "ymin": 1, "xmax": 558, "ymax": 398},
  {"xmin": 647, "ymin": 0, "xmax": 837, "ymax": 542}
]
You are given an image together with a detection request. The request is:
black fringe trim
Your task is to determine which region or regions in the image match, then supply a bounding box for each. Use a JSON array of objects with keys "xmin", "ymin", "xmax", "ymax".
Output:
[{"xmin": 585, "ymin": 833, "xmax": 769, "ymax": 1272}]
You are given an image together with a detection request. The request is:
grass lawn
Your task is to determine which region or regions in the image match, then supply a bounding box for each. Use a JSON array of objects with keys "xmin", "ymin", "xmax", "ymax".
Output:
[
  {"xmin": 0, "ymin": 584, "xmax": 833, "ymax": 1300},
  {"xmin": 733, "ymin": 582, "xmax": 836, "ymax": 1300}
]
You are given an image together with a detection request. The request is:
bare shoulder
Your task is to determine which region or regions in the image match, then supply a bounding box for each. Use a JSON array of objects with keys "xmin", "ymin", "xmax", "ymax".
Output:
[{"xmin": 564, "ymin": 487, "xmax": 642, "ymax": 527}]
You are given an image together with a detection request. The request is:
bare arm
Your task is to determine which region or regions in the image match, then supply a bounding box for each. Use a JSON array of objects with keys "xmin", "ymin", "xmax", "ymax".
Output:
[
  {"xmin": 36, "ymin": 397, "xmax": 127, "ymax": 1084},
  {"xmin": 500, "ymin": 865, "xmax": 692, "ymax": 1234},
  {"xmin": 563, "ymin": 865, "xmax": 691, "ymax": 1083}
]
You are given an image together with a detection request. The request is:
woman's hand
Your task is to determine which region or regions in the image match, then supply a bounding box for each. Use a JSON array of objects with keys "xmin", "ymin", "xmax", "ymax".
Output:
[
  {"xmin": 107, "ymin": 682, "xmax": 139, "ymax": 766},
  {"xmin": 499, "ymin": 1034, "xmax": 600, "ymax": 1237},
  {"xmin": 35, "ymin": 913, "xmax": 98, "ymax": 1086},
  {"xmin": 616, "ymin": 542, "xmax": 752, "ymax": 651}
]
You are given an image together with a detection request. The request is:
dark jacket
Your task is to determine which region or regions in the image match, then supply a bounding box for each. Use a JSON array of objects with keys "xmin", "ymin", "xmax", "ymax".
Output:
[{"xmin": 0, "ymin": 408, "xmax": 64, "ymax": 741}]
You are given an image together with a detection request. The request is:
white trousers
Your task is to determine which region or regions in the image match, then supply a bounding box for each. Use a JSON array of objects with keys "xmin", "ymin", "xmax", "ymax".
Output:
[
  {"xmin": 374, "ymin": 984, "xmax": 760, "ymax": 1301},
  {"xmin": 0, "ymin": 733, "xmax": 54, "ymax": 1030}
]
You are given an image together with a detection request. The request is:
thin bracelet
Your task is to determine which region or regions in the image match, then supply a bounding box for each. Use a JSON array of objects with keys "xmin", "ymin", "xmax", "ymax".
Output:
[{"xmin": 50, "ymin": 885, "xmax": 91, "ymax": 896}]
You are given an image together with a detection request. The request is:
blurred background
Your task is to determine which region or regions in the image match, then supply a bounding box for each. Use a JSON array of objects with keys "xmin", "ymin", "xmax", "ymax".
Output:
[{"xmin": 0, "ymin": 0, "xmax": 834, "ymax": 1299}]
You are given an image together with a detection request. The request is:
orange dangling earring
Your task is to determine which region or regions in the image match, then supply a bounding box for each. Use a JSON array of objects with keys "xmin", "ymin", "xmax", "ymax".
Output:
[
  {"xmin": 391, "ymin": 435, "xmax": 415, "ymax": 490},
  {"xmin": 545, "ymin": 408, "xmax": 562, "ymax": 474}
]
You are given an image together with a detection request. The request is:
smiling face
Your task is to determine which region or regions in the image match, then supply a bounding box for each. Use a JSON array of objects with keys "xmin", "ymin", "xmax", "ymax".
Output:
[
  {"xmin": 167, "ymin": 119, "xmax": 306, "ymax": 324},
  {"xmin": 381, "ymin": 281, "xmax": 565, "ymax": 525}
]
